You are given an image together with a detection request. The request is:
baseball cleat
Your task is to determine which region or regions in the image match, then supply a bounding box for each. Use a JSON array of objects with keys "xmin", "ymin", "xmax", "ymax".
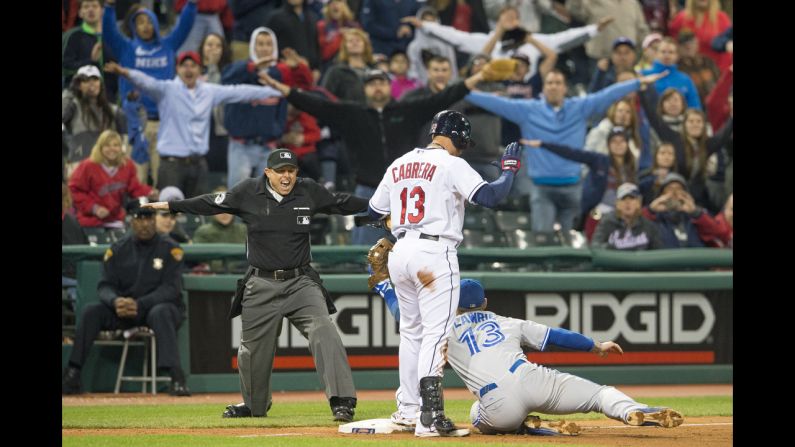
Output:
[
  {"xmin": 546, "ymin": 419, "xmax": 581, "ymax": 435},
  {"xmin": 627, "ymin": 407, "xmax": 684, "ymax": 428},
  {"xmin": 415, "ymin": 415, "xmax": 470, "ymax": 437},
  {"xmin": 391, "ymin": 411, "xmax": 417, "ymax": 428}
]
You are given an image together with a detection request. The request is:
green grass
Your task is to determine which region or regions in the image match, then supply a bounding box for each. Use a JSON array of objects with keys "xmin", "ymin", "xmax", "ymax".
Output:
[
  {"xmin": 63, "ymin": 396, "xmax": 732, "ymax": 446},
  {"xmin": 62, "ymin": 436, "xmax": 607, "ymax": 447}
]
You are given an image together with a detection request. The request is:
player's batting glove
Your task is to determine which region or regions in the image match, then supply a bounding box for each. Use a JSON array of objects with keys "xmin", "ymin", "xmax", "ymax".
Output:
[{"xmin": 500, "ymin": 142, "xmax": 523, "ymax": 173}]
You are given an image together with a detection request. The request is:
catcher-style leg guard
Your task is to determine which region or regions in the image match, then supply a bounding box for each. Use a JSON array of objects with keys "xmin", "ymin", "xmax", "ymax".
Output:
[{"xmin": 417, "ymin": 376, "xmax": 469, "ymax": 437}]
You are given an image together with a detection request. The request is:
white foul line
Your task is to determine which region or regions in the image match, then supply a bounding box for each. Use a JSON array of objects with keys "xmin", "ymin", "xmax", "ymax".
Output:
[{"xmin": 238, "ymin": 433, "xmax": 305, "ymax": 438}]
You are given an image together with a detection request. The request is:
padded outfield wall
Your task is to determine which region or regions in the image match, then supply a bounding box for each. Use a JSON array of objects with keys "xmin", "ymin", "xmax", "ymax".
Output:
[{"xmin": 62, "ymin": 245, "xmax": 732, "ymax": 393}]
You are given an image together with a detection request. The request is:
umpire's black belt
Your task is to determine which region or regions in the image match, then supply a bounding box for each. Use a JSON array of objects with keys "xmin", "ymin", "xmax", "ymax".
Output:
[
  {"xmin": 397, "ymin": 232, "xmax": 439, "ymax": 241},
  {"xmin": 253, "ymin": 265, "xmax": 308, "ymax": 281}
]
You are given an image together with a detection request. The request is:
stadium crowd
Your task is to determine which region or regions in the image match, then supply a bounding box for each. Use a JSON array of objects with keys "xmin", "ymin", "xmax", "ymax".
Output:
[{"xmin": 62, "ymin": 0, "xmax": 734, "ymax": 252}]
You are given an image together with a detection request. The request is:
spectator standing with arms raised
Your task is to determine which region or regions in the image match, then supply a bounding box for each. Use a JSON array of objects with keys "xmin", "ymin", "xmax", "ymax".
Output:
[
  {"xmin": 466, "ymin": 69, "xmax": 668, "ymax": 232},
  {"xmin": 102, "ymin": 0, "xmax": 198, "ymax": 186},
  {"xmin": 103, "ymin": 50, "xmax": 282, "ymax": 198}
]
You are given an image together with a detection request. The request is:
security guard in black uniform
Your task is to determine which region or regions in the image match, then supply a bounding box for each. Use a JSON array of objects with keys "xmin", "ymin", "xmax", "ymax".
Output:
[
  {"xmin": 62, "ymin": 201, "xmax": 191, "ymax": 396},
  {"xmin": 144, "ymin": 148, "xmax": 367, "ymax": 422}
]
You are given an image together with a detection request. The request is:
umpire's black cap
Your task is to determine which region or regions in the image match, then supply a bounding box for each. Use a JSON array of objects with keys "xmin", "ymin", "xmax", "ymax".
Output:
[{"xmin": 268, "ymin": 148, "xmax": 299, "ymax": 169}]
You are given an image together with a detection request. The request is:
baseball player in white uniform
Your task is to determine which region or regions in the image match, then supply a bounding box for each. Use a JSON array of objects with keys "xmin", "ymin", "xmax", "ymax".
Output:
[
  {"xmin": 368, "ymin": 110, "xmax": 523, "ymax": 437},
  {"xmin": 372, "ymin": 278, "xmax": 685, "ymax": 435}
]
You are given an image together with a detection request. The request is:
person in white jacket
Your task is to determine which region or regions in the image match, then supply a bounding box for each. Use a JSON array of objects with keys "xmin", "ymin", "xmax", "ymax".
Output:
[
  {"xmin": 402, "ymin": 6, "xmax": 614, "ymax": 81},
  {"xmin": 405, "ymin": 6, "xmax": 459, "ymax": 86}
]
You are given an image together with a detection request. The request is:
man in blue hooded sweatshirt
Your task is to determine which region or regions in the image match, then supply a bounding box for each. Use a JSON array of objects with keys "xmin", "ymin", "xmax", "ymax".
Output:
[{"xmin": 102, "ymin": 0, "xmax": 198, "ymax": 186}]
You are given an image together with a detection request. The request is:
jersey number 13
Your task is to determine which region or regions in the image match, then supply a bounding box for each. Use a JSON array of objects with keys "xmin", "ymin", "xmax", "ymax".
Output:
[{"xmin": 399, "ymin": 186, "xmax": 426, "ymax": 224}]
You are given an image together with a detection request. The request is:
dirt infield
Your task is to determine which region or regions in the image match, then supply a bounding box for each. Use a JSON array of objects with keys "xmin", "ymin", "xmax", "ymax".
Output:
[
  {"xmin": 62, "ymin": 417, "xmax": 733, "ymax": 446},
  {"xmin": 63, "ymin": 385, "xmax": 732, "ymax": 446}
]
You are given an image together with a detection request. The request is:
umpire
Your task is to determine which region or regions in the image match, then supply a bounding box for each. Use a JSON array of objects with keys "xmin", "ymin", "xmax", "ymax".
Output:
[
  {"xmin": 144, "ymin": 148, "xmax": 366, "ymax": 422},
  {"xmin": 62, "ymin": 201, "xmax": 191, "ymax": 396}
]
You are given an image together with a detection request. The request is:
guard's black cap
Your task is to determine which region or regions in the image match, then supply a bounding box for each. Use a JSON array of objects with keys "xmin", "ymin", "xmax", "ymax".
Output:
[
  {"xmin": 267, "ymin": 148, "xmax": 299, "ymax": 169},
  {"xmin": 126, "ymin": 198, "xmax": 155, "ymax": 218}
]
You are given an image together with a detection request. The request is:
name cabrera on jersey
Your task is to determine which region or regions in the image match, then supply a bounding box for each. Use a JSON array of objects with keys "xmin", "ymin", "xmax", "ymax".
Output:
[
  {"xmin": 447, "ymin": 311, "xmax": 551, "ymax": 395},
  {"xmin": 369, "ymin": 148, "xmax": 487, "ymax": 243}
]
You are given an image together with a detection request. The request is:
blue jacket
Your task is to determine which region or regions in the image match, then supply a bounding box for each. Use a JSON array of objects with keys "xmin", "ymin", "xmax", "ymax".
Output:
[
  {"xmin": 361, "ymin": 0, "xmax": 420, "ymax": 56},
  {"xmin": 641, "ymin": 60, "xmax": 702, "ymax": 110},
  {"xmin": 221, "ymin": 62, "xmax": 287, "ymax": 141},
  {"xmin": 103, "ymin": 3, "xmax": 197, "ymax": 118},
  {"xmin": 466, "ymin": 79, "xmax": 641, "ymax": 184},
  {"xmin": 644, "ymin": 210, "xmax": 706, "ymax": 248}
]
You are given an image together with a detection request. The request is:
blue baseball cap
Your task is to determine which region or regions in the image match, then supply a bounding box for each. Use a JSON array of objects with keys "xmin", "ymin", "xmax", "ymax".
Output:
[
  {"xmin": 612, "ymin": 36, "xmax": 636, "ymax": 50},
  {"xmin": 459, "ymin": 279, "xmax": 485, "ymax": 309}
]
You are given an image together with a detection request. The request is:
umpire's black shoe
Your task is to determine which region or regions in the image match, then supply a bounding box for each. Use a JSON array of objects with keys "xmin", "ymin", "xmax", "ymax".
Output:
[
  {"xmin": 330, "ymin": 397, "xmax": 356, "ymax": 423},
  {"xmin": 62, "ymin": 367, "xmax": 82, "ymax": 395},
  {"xmin": 169, "ymin": 380, "xmax": 192, "ymax": 397},
  {"xmin": 223, "ymin": 401, "xmax": 272, "ymax": 418},
  {"xmin": 223, "ymin": 403, "xmax": 252, "ymax": 418}
]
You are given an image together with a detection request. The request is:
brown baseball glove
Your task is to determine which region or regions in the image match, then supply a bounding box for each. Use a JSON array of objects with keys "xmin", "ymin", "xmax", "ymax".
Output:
[
  {"xmin": 480, "ymin": 58, "xmax": 518, "ymax": 82},
  {"xmin": 367, "ymin": 237, "xmax": 394, "ymax": 289}
]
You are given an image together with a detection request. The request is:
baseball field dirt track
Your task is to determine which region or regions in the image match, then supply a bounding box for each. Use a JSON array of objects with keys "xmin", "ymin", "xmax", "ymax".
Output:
[{"xmin": 63, "ymin": 385, "xmax": 733, "ymax": 446}]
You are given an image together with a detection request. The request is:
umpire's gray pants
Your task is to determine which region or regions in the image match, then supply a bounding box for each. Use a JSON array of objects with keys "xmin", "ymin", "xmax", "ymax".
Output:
[{"xmin": 238, "ymin": 274, "xmax": 356, "ymax": 416}]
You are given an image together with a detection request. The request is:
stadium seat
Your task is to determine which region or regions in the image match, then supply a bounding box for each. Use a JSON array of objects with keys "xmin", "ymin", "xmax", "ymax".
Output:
[
  {"xmin": 84, "ymin": 227, "xmax": 126, "ymax": 245},
  {"xmin": 461, "ymin": 229, "xmax": 507, "ymax": 248},
  {"xmin": 325, "ymin": 215, "xmax": 354, "ymax": 245},
  {"xmin": 463, "ymin": 207, "xmax": 500, "ymax": 232},
  {"xmin": 494, "ymin": 211, "xmax": 533, "ymax": 232}
]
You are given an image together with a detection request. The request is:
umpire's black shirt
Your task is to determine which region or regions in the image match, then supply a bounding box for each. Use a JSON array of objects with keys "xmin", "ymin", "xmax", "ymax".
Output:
[
  {"xmin": 169, "ymin": 176, "xmax": 368, "ymax": 271},
  {"xmin": 98, "ymin": 233, "xmax": 185, "ymax": 314}
]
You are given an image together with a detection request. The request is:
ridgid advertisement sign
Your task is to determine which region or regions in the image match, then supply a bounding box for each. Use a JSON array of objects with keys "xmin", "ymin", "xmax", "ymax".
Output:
[{"xmin": 187, "ymin": 290, "xmax": 731, "ymax": 374}]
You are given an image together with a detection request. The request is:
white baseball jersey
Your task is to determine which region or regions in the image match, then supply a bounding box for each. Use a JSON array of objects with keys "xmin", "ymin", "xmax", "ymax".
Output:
[
  {"xmin": 369, "ymin": 148, "xmax": 487, "ymax": 243},
  {"xmin": 447, "ymin": 311, "xmax": 550, "ymax": 395}
]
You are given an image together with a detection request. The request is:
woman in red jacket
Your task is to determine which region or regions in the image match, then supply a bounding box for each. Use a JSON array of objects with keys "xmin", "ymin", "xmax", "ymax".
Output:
[
  {"xmin": 69, "ymin": 130, "xmax": 158, "ymax": 235},
  {"xmin": 668, "ymin": 0, "xmax": 732, "ymax": 71}
]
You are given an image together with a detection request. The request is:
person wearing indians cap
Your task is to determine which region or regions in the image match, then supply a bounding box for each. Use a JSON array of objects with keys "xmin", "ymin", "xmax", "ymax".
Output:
[
  {"xmin": 63, "ymin": 197, "xmax": 192, "ymax": 397},
  {"xmin": 591, "ymin": 182, "xmax": 663, "ymax": 250},
  {"xmin": 143, "ymin": 147, "xmax": 371, "ymax": 423},
  {"xmin": 103, "ymin": 50, "xmax": 283, "ymax": 199}
]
